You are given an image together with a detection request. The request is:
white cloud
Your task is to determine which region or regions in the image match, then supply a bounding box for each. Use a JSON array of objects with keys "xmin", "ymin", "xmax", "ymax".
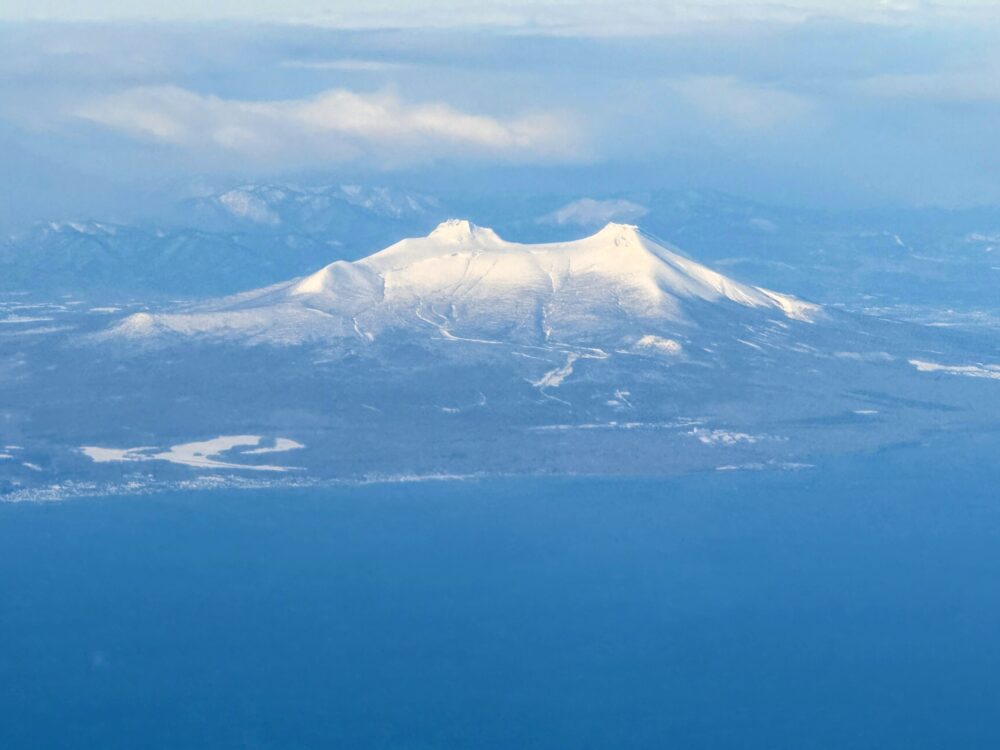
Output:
[
  {"xmin": 667, "ymin": 76, "xmax": 813, "ymax": 131},
  {"xmin": 539, "ymin": 198, "xmax": 648, "ymax": 227},
  {"xmin": 73, "ymin": 85, "xmax": 578, "ymax": 165}
]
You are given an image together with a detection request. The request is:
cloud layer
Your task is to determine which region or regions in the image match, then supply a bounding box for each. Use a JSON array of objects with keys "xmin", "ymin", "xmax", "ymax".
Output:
[
  {"xmin": 6, "ymin": 1, "xmax": 1000, "ymax": 33},
  {"xmin": 74, "ymin": 85, "xmax": 578, "ymax": 166},
  {"xmin": 2, "ymin": 13, "xmax": 1000, "ymax": 219}
]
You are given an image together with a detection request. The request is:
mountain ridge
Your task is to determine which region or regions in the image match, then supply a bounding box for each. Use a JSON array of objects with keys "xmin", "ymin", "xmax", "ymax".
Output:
[{"xmin": 107, "ymin": 220, "xmax": 821, "ymax": 346}]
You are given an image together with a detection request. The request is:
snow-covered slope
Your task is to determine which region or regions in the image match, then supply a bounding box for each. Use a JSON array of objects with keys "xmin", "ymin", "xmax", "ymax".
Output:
[{"xmin": 110, "ymin": 220, "xmax": 820, "ymax": 345}]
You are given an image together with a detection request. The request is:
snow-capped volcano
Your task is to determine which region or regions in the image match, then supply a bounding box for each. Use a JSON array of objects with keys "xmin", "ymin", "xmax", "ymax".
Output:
[
  {"xmin": 16, "ymin": 220, "xmax": 1000, "ymax": 495},
  {"xmin": 111, "ymin": 220, "xmax": 819, "ymax": 345}
]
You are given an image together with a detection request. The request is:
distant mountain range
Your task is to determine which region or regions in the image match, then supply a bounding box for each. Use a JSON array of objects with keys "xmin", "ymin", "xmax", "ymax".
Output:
[
  {"xmin": 0, "ymin": 184, "xmax": 444, "ymax": 297},
  {"xmin": 183, "ymin": 184, "xmax": 441, "ymax": 230}
]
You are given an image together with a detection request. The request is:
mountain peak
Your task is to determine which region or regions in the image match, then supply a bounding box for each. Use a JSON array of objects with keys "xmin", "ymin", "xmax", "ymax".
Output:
[
  {"xmin": 596, "ymin": 221, "xmax": 640, "ymax": 236},
  {"xmin": 590, "ymin": 222, "xmax": 646, "ymax": 249},
  {"xmin": 428, "ymin": 219, "xmax": 501, "ymax": 244},
  {"xmin": 110, "ymin": 222, "xmax": 822, "ymax": 345}
]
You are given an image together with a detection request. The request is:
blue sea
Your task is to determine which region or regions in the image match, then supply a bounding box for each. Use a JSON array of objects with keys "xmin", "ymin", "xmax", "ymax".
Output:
[{"xmin": 3, "ymin": 436, "xmax": 999, "ymax": 749}]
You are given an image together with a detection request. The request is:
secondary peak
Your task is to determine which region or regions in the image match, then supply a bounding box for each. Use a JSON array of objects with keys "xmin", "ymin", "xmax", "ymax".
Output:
[
  {"xmin": 597, "ymin": 222, "xmax": 641, "ymax": 236},
  {"xmin": 428, "ymin": 218, "xmax": 502, "ymax": 244},
  {"xmin": 591, "ymin": 222, "xmax": 645, "ymax": 247}
]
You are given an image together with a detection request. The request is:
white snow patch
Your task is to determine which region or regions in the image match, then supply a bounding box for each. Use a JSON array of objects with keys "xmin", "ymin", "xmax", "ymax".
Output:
[
  {"xmin": 240, "ymin": 438, "xmax": 305, "ymax": 455},
  {"xmin": 358, "ymin": 472, "xmax": 482, "ymax": 484},
  {"xmin": 689, "ymin": 428, "xmax": 777, "ymax": 446},
  {"xmin": 613, "ymin": 389, "xmax": 633, "ymax": 408},
  {"xmin": 634, "ymin": 334, "xmax": 682, "ymax": 355},
  {"xmin": 532, "ymin": 352, "xmax": 579, "ymax": 389},
  {"xmin": 835, "ymin": 351, "xmax": 895, "ymax": 362},
  {"xmin": 909, "ymin": 359, "xmax": 1000, "ymax": 381},
  {"xmin": 735, "ymin": 338, "xmax": 763, "ymax": 351},
  {"xmin": 111, "ymin": 312, "xmax": 158, "ymax": 336},
  {"xmin": 0, "ymin": 315, "xmax": 55, "ymax": 324},
  {"xmin": 413, "ymin": 307, "xmax": 503, "ymax": 346},
  {"xmin": 716, "ymin": 461, "xmax": 813, "ymax": 472},
  {"xmin": 80, "ymin": 435, "xmax": 304, "ymax": 472},
  {"xmin": 79, "ymin": 446, "xmax": 155, "ymax": 464},
  {"xmin": 529, "ymin": 418, "xmax": 702, "ymax": 432}
]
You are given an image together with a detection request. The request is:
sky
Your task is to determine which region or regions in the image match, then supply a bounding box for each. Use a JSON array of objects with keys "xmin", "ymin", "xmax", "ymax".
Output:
[
  {"xmin": 1, "ymin": 1, "xmax": 999, "ymax": 230},
  {"xmin": 5, "ymin": 1, "xmax": 1000, "ymax": 27}
]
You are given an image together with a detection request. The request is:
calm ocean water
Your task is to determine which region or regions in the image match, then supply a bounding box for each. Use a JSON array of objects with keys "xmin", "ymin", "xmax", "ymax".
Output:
[{"xmin": 3, "ymin": 436, "xmax": 999, "ymax": 749}]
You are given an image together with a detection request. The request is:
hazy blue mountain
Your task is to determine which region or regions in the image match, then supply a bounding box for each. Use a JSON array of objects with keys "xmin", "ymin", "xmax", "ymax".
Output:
[
  {"xmin": 174, "ymin": 183, "xmax": 443, "ymax": 237},
  {"xmin": 0, "ymin": 184, "xmax": 446, "ymax": 298},
  {"xmin": 0, "ymin": 221, "xmax": 334, "ymax": 297}
]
